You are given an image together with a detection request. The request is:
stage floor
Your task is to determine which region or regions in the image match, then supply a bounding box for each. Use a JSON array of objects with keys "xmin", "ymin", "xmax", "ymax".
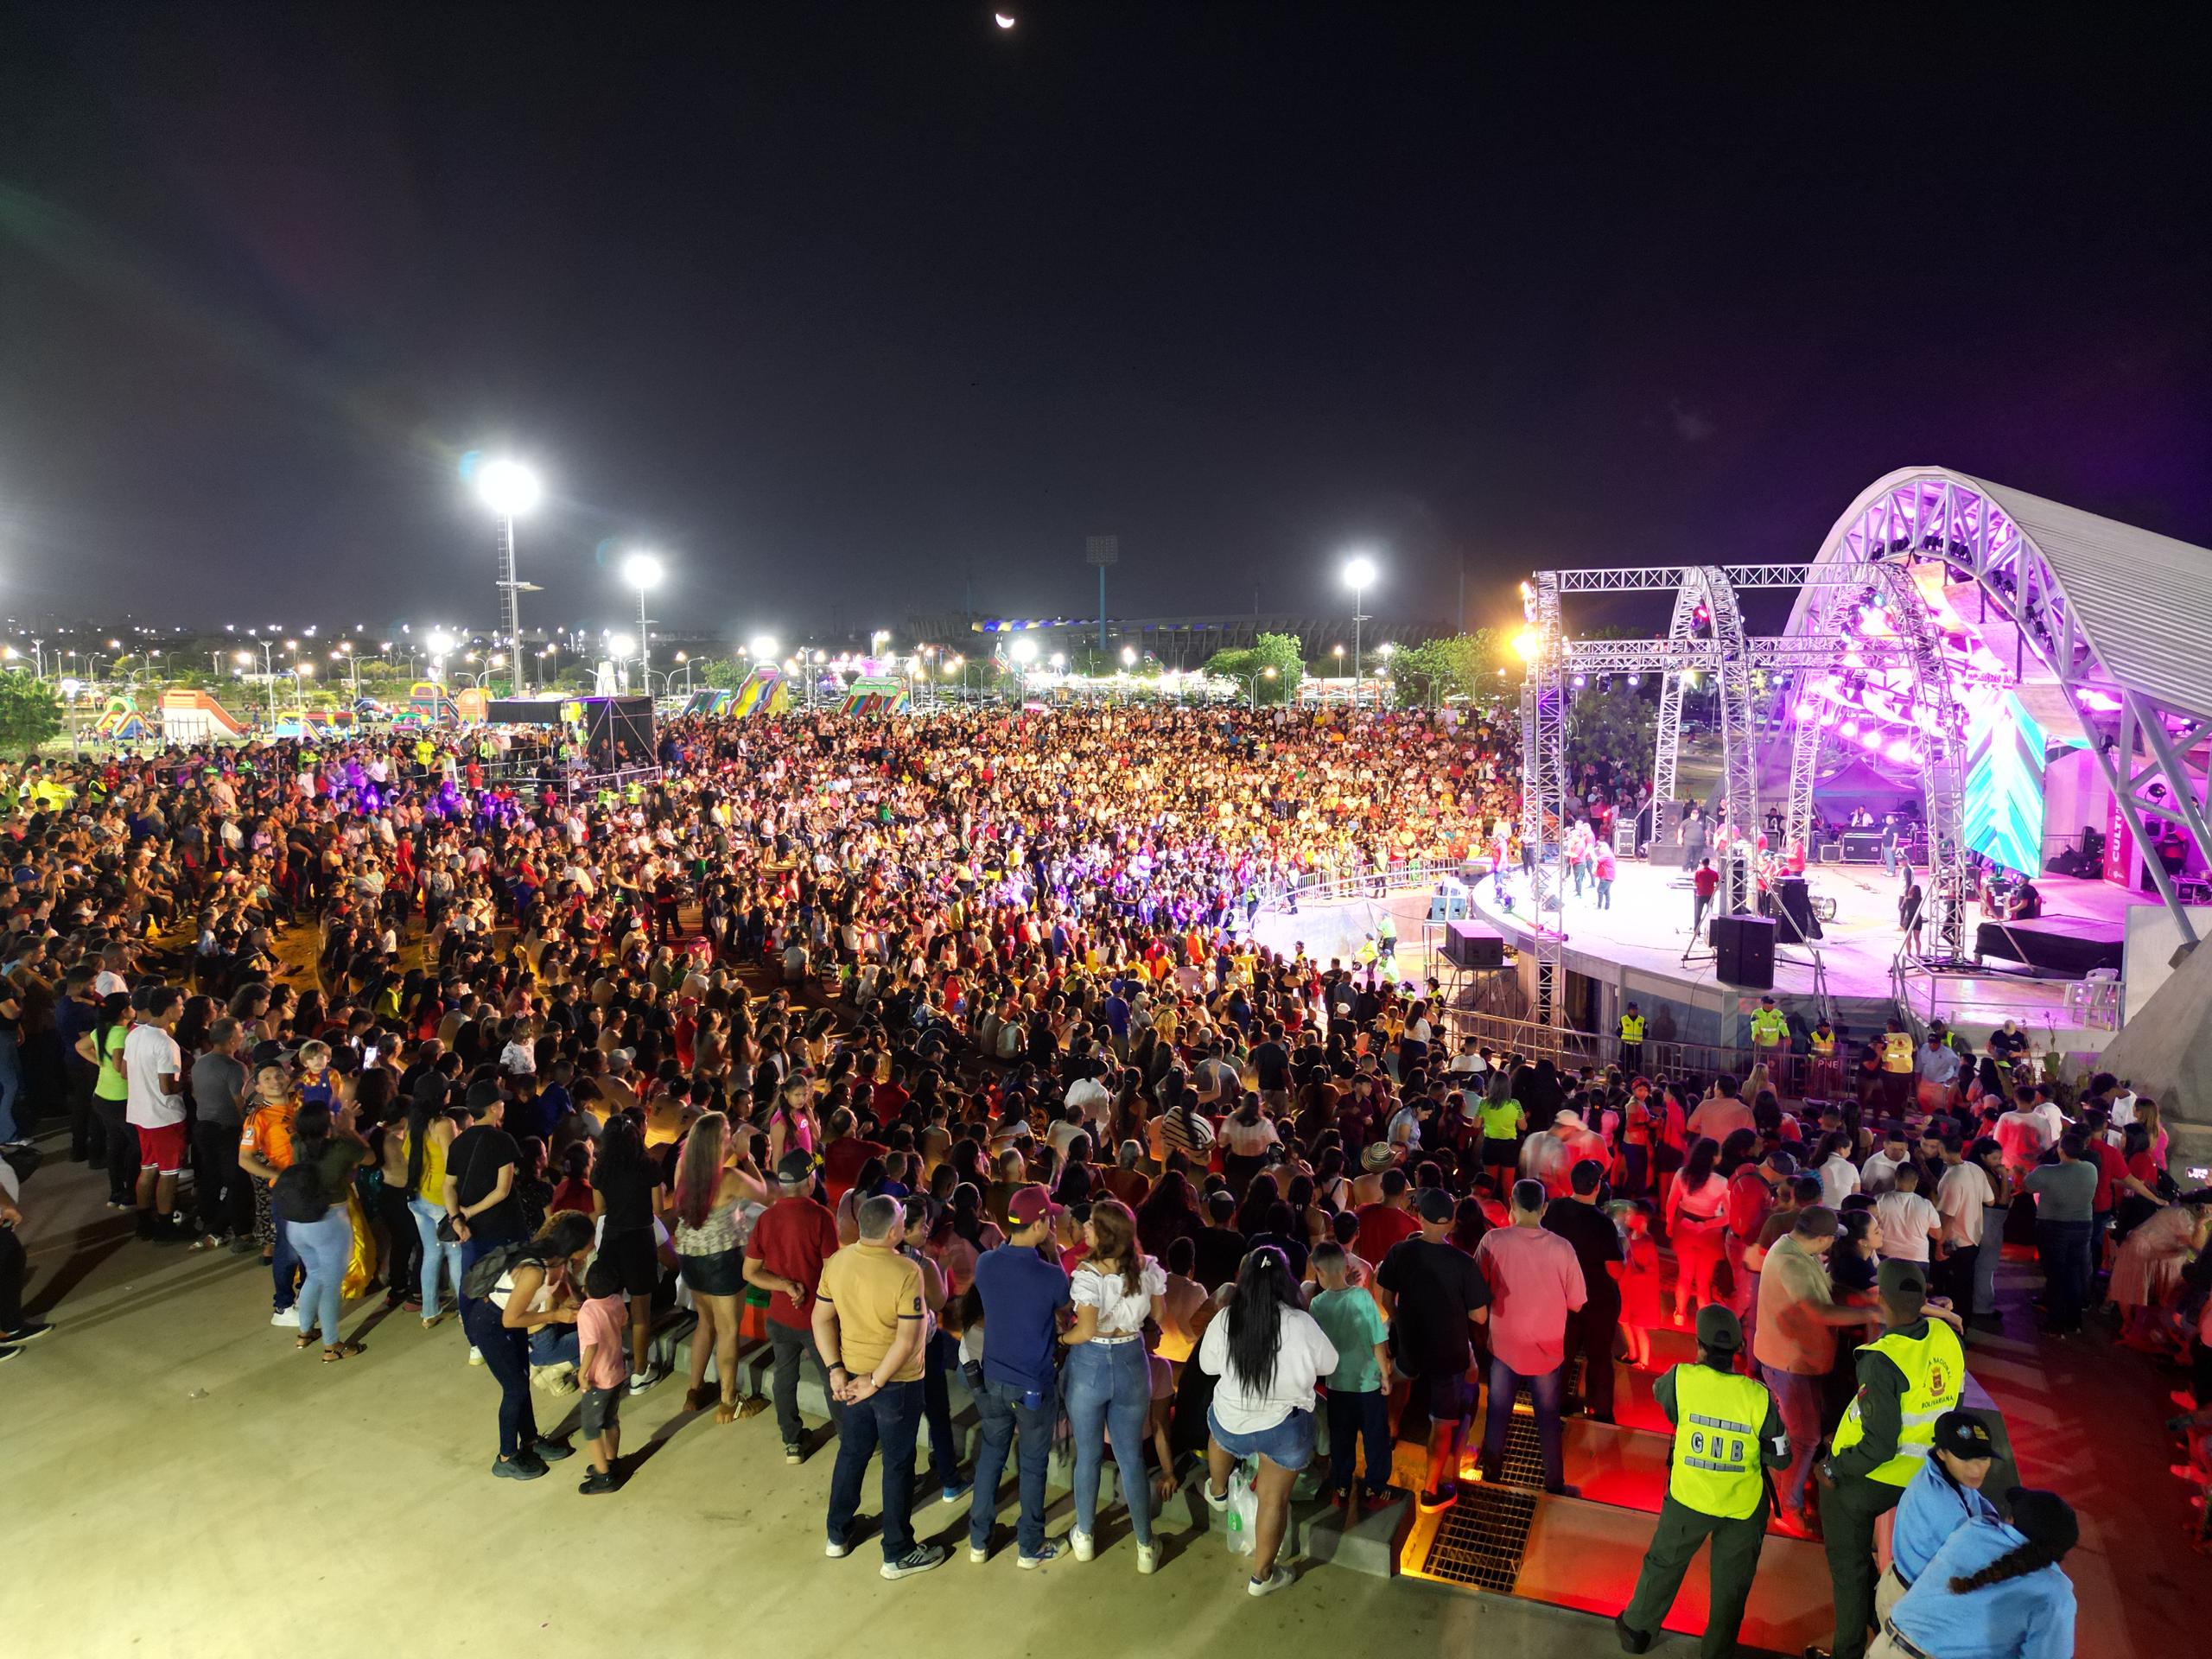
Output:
[{"xmin": 1462, "ymin": 861, "xmax": 2143, "ymax": 1027}]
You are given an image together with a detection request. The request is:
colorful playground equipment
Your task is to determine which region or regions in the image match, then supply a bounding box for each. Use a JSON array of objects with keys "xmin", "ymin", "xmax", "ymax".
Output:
[
  {"xmin": 677, "ymin": 688, "xmax": 739, "ymax": 720},
  {"xmin": 728, "ymin": 665, "xmax": 791, "ymax": 718},
  {"xmin": 159, "ymin": 689, "xmax": 250, "ymax": 744},
  {"xmin": 90, "ymin": 696, "xmax": 156, "ymax": 743},
  {"xmin": 837, "ymin": 676, "xmax": 912, "ymax": 718},
  {"xmin": 392, "ymin": 681, "xmax": 462, "ymax": 727}
]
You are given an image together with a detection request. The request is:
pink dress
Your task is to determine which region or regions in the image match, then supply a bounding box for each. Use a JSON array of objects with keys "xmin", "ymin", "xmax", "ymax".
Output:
[
  {"xmin": 1621, "ymin": 1235, "xmax": 1665, "ymax": 1326},
  {"xmin": 2108, "ymin": 1205, "xmax": 2195, "ymax": 1312}
]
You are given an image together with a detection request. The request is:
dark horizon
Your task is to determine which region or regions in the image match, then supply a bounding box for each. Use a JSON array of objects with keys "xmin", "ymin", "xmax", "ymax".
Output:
[{"xmin": 2, "ymin": 3, "xmax": 2207, "ymax": 644}]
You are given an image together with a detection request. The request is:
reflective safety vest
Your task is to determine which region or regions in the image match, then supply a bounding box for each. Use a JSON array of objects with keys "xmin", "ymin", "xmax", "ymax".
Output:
[
  {"xmin": 1668, "ymin": 1364, "xmax": 1771, "ymax": 1520},
  {"xmin": 1619, "ymin": 1014, "xmax": 1646, "ymax": 1043},
  {"xmin": 1810, "ymin": 1028, "xmax": 1836, "ymax": 1057},
  {"xmin": 1831, "ymin": 1322, "xmax": 1965, "ymax": 1487},
  {"xmin": 1751, "ymin": 1007, "xmax": 1789, "ymax": 1046},
  {"xmin": 1481, "ymin": 1098, "xmax": 1522, "ymax": 1140}
]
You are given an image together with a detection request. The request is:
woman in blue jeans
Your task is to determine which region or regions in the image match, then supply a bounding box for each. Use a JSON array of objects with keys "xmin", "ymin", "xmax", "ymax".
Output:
[
  {"xmin": 281, "ymin": 1102, "xmax": 370, "ymax": 1361},
  {"xmin": 461, "ymin": 1211, "xmax": 594, "ymax": 1480},
  {"xmin": 1061, "ymin": 1199, "xmax": 1166, "ymax": 1572},
  {"xmin": 402, "ymin": 1098, "xmax": 463, "ymax": 1327}
]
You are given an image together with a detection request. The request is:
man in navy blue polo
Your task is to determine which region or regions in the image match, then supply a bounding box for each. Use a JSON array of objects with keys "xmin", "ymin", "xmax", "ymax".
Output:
[{"xmin": 968, "ymin": 1185, "xmax": 1071, "ymax": 1566}]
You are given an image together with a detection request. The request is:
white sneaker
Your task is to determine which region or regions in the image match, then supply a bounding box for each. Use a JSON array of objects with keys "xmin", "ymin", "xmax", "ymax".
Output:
[
  {"xmin": 825, "ymin": 1541, "xmax": 851, "ymax": 1560},
  {"xmin": 1248, "ymin": 1566, "xmax": 1294, "ymax": 1597},
  {"xmin": 968, "ymin": 1545, "xmax": 988, "ymax": 1565},
  {"xmin": 1069, "ymin": 1529, "xmax": 1094, "ymax": 1561},
  {"xmin": 1136, "ymin": 1542, "xmax": 1159, "ymax": 1575},
  {"xmin": 1018, "ymin": 1542, "xmax": 1060, "ymax": 1568},
  {"xmin": 626, "ymin": 1371, "xmax": 654, "ymax": 1395},
  {"xmin": 270, "ymin": 1309, "xmax": 298, "ymax": 1328},
  {"xmin": 467, "ymin": 1347, "xmax": 485, "ymax": 1366}
]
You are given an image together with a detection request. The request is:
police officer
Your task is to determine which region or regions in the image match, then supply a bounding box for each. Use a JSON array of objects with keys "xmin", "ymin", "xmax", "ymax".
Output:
[
  {"xmin": 1876, "ymin": 1411, "xmax": 1999, "ymax": 1629},
  {"xmin": 1808, "ymin": 1259, "xmax": 1967, "ymax": 1659},
  {"xmin": 1616, "ymin": 1306, "xmax": 1789, "ymax": 1658},
  {"xmin": 1618, "ymin": 1001, "xmax": 1646, "ymax": 1077},
  {"xmin": 1872, "ymin": 1489, "xmax": 2078, "ymax": 1659}
]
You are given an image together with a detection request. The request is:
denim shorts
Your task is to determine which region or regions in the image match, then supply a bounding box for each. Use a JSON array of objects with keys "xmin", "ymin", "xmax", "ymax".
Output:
[
  {"xmin": 1206, "ymin": 1404, "xmax": 1317, "ymax": 1471},
  {"xmin": 581, "ymin": 1385, "xmax": 622, "ymax": 1440}
]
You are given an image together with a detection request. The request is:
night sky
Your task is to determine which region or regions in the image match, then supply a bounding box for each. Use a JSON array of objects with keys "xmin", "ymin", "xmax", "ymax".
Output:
[{"xmin": 2, "ymin": 3, "xmax": 2207, "ymax": 644}]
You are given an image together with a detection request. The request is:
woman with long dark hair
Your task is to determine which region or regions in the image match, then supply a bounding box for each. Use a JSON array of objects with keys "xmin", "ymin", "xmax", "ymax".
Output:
[
  {"xmin": 1060, "ymin": 1198, "xmax": 1166, "ymax": 1572},
  {"xmin": 465, "ymin": 1211, "xmax": 594, "ymax": 1481},
  {"xmin": 671, "ymin": 1111, "xmax": 767, "ymax": 1421},
  {"xmin": 591, "ymin": 1112, "xmax": 664, "ymax": 1392},
  {"xmin": 279, "ymin": 1099, "xmax": 370, "ymax": 1360},
  {"xmin": 1665, "ymin": 1135, "xmax": 1728, "ymax": 1325},
  {"xmin": 403, "ymin": 1084, "xmax": 462, "ymax": 1327},
  {"xmin": 1875, "ymin": 1488, "xmax": 2078, "ymax": 1659},
  {"xmin": 1197, "ymin": 1246, "xmax": 1338, "ymax": 1597}
]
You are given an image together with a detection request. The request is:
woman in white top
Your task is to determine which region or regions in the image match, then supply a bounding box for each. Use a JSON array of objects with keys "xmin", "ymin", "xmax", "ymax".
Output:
[
  {"xmin": 1198, "ymin": 1245, "xmax": 1338, "ymax": 1598},
  {"xmin": 1061, "ymin": 1198, "xmax": 1166, "ymax": 1571}
]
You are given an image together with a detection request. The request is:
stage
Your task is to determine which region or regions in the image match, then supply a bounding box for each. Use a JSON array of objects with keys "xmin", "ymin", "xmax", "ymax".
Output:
[{"xmin": 1251, "ymin": 861, "xmax": 2150, "ymax": 1051}]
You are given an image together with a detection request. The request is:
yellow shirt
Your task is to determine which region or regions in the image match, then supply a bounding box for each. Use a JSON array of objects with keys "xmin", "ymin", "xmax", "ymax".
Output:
[{"xmin": 817, "ymin": 1243, "xmax": 925, "ymax": 1383}]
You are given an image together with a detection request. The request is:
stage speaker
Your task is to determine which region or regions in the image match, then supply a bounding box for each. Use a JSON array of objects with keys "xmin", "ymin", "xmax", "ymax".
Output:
[
  {"xmin": 1772, "ymin": 875, "xmax": 1823, "ymax": 943},
  {"xmin": 1711, "ymin": 914, "xmax": 1775, "ymax": 990},
  {"xmin": 1649, "ymin": 800, "xmax": 1688, "ymax": 868},
  {"xmin": 1426, "ymin": 889, "xmax": 1470, "ymax": 921},
  {"xmin": 1442, "ymin": 922, "xmax": 1505, "ymax": 969}
]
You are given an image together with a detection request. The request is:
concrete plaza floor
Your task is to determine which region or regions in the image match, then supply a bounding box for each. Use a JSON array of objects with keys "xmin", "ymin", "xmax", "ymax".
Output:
[{"xmin": 4, "ymin": 1153, "xmax": 1615, "ymax": 1659}]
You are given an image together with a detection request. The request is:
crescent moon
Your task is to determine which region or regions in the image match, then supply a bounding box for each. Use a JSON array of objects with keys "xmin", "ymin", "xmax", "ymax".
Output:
[{"xmin": 995, "ymin": 12, "xmax": 1016, "ymax": 28}]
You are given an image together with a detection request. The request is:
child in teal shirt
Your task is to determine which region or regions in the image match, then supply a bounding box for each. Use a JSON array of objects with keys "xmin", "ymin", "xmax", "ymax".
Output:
[{"xmin": 1309, "ymin": 1242, "xmax": 1395, "ymax": 1505}]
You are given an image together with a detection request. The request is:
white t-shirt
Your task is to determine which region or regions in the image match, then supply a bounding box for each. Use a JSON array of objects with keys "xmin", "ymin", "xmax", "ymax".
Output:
[
  {"xmin": 1071, "ymin": 1255, "xmax": 1166, "ymax": 1340},
  {"xmin": 1198, "ymin": 1301, "xmax": 1338, "ymax": 1434},
  {"xmin": 124, "ymin": 1024, "xmax": 185, "ymax": 1128},
  {"xmin": 1065, "ymin": 1076, "xmax": 1112, "ymax": 1129},
  {"xmin": 1860, "ymin": 1150, "xmax": 1908, "ymax": 1196},
  {"xmin": 1873, "ymin": 1190, "xmax": 1941, "ymax": 1264},
  {"xmin": 1936, "ymin": 1160, "xmax": 1993, "ymax": 1249},
  {"xmin": 1819, "ymin": 1154, "xmax": 1863, "ymax": 1211}
]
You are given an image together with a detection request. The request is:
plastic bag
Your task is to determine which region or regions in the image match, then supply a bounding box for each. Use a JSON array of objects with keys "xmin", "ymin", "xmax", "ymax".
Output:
[{"xmin": 1225, "ymin": 1465, "xmax": 1258, "ymax": 1555}]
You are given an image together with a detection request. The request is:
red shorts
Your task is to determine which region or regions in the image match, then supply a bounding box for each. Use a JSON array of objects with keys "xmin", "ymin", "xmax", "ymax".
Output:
[{"xmin": 137, "ymin": 1122, "xmax": 188, "ymax": 1173}]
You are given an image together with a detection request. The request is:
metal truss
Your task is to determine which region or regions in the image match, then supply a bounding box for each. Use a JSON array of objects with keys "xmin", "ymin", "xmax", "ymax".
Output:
[
  {"xmin": 1649, "ymin": 581, "xmax": 1705, "ymax": 809},
  {"xmin": 1868, "ymin": 560, "xmax": 1974, "ymax": 961},
  {"xmin": 1519, "ymin": 575, "xmax": 1569, "ymax": 1027},
  {"xmin": 1564, "ymin": 636, "xmax": 1902, "ymax": 675},
  {"xmin": 2091, "ymin": 693, "xmax": 2212, "ymax": 950},
  {"xmin": 1643, "ymin": 569, "xmax": 1759, "ymax": 910}
]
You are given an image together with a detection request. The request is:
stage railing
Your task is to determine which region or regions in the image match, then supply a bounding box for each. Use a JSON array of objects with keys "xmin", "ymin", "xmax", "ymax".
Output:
[
  {"xmin": 563, "ymin": 764, "xmax": 665, "ymax": 802},
  {"xmin": 1242, "ymin": 856, "xmax": 1487, "ymax": 928}
]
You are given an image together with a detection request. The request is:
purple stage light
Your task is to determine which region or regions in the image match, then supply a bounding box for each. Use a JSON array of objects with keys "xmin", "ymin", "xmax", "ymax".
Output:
[
  {"xmin": 1860, "ymin": 729, "xmax": 1884, "ymax": 751},
  {"xmin": 1840, "ymin": 720, "xmax": 1859, "ymax": 737}
]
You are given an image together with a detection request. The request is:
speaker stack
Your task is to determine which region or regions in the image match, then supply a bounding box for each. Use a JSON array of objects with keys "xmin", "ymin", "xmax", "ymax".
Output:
[
  {"xmin": 1710, "ymin": 914, "xmax": 1776, "ymax": 990},
  {"xmin": 1441, "ymin": 922, "xmax": 1506, "ymax": 969}
]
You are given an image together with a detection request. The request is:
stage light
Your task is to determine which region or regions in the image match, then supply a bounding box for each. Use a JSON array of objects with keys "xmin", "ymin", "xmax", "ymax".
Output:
[
  {"xmin": 1121, "ymin": 646, "xmax": 1136, "ymax": 666},
  {"xmin": 1840, "ymin": 720, "xmax": 1859, "ymax": 737},
  {"xmin": 1009, "ymin": 637, "xmax": 1039, "ymax": 664},
  {"xmin": 1626, "ymin": 674, "xmax": 1640, "ymax": 687},
  {"xmin": 1511, "ymin": 628, "xmax": 1541, "ymax": 662},
  {"xmin": 475, "ymin": 459, "xmax": 542, "ymax": 517},
  {"xmin": 1886, "ymin": 739, "xmax": 1916, "ymax": 764},
  {"xmin": 622, "ymin": 552, "xmax": 664, "ymax": 591},
  {"xmin": 1572, "ymin": 673, "xmax": 1586, "ymax": 689},
  {"xmin": 1860, "ymin": 729, "xmax": 1883, "ymax": 750}
]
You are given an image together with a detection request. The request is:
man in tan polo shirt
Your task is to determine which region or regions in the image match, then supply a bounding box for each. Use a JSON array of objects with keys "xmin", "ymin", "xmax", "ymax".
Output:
[
  {"xmin": 812, "ymin": 1193, "xmax": 944, "ymax": 1580},
  {"xmin": 1753, "ymin": 1206, "xmax": 1866, "ymax": 1536}
]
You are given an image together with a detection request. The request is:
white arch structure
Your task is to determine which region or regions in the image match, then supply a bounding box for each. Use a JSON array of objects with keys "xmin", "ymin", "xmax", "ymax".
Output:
[{"xmin": 1518, "ymin": 467, "xmax": 2212, "ymax": 1031}]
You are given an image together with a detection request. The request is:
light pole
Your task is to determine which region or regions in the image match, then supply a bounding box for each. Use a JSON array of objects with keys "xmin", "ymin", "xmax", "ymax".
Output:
[
  {"xmin": 475, "ymin": 457, "xmax": 542, "ymax": 698},
  {"xmin": 624, "ymin": 552, "xmax": 663, "ymax": 690},
  {"xmin": 1342, "ymin": 553, "xmax": 1376, "ymax": 695}
]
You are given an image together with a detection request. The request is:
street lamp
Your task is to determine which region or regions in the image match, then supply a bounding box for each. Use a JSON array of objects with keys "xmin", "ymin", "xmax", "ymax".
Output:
[
  {"xmin": 475, "ymin": 456, "xmax": 542, "ymax": 698},
  {"xmin": 1009, "ymin": 637, "xmax": 1039, "ymax": 666},
  {"xmin": 748, "ymin": 634, "xmax": 778, "ymax": 664},
  {"xmin": 622, "ymin": 551, "xmax": 663, "ymax": 687},
  {"xmin": 1341, "ymin": 553, "xmax": 1376, "ymax": 692}
]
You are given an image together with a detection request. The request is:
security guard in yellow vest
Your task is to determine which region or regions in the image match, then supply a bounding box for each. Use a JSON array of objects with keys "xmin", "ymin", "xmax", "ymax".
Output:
[
  {"xmin": 1811, "ymin": 1258, "xmax": 1966, "ymax": 1659},
  {"xmin": 1618, "ymin": 1002, "xmax": 1647, "ymax": 1076},
  {"xmin": 1617, "ymin": 1306, "xmax": 1789, "ymax": 1658}
]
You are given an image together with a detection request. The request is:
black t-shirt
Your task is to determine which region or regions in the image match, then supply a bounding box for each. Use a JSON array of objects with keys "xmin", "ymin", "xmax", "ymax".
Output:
[
  {"xmin": 1541, "ymin": 1198, "xmax": 1624, "ymax": 1314},
  {"xmin": 448, "ymin": 1124, "xmax": 523, "ymax": 1243},
  {"xmin": 1376, "ymin": 1236, "xmax": 1491, "ymax": 1376},
  {"xmin": 593, "ymin": 1160, "xmax": 658, "ymax": 1234},
  {"xmin": 1191, "ymin": 1226, "xmax": 1249, "ymax": 1292},
  {"xmin": 1251, "ymin": 1041, "xmax": 1290, "ymax": 1092}
]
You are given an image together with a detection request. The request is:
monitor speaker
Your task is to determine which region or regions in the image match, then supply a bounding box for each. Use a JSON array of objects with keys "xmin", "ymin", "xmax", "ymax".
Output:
[
  {"xmin": 1442, "ymin": 922, "xmax": 1505, "ymax": 969},
  {"xmin": 1649, "ymin": 799, "xmax": 1688, "ymax": 867},
  {"xmin": 1711, "ymin": 914, "xmax": 1775, "ymax": 990}
]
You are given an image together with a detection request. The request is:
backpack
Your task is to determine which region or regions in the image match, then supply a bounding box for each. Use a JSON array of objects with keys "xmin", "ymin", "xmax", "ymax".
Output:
[
  {"xmin": 461, "ymin": 1242, "xmax": 543, "ymax": 1304},
  {"xmin": 271, "ymin": 1161, "xmax": 329, "ymax": 1224}
]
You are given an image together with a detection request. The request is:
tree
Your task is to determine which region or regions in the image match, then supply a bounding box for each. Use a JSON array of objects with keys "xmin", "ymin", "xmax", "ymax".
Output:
[
  {"xmin": 0, "ymin": 673, "xmax": 64, "ymax": 753},
  {"xmin": 1392, "ymin": 630, "xmax": 1505, "ymax": 705},
  {"xmin": 1566, "ymin": 683, "xmax": 1659, "ymax": 785},
  {"xmin": 1204, "ymin": 631, "xmax": 1304, "ymax": 705},
  {"xmin": 685, "ymin": 656, "xmax": 744, "ymax": 690}
]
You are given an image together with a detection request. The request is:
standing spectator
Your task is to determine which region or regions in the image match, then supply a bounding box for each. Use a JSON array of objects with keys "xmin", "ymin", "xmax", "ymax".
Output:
[
  {"xmin": 745, "ymin": 1148, "xmax": 843, "ymax": 1462},
  {"xmin": 1993, "ymin": 1089, "xmax": 2050, "ymax": 1186},
  {"xmin": 1690, "ymin": 856, "xmax": 1719, "ymax": 939},
  {"xmin": 444, "ymin": 1080, "xmax": 524, "ymax": 1355},
  {"xmin": 1542, "ymin": 1159, "xmax": 1624, "ymax": 1422},
  {"xmin": 814, "ymin": 1192, "xmax": 944, "ymax": 1580},
  {"xmin": 1936, "ymin": 1136, "xmax": 2002, "ymax": 1320},
  {"xmin": 123, "ymin": 986, "xmax": 189, "ymax": 1241},
  {"xmin": 1374, "ymin": 1186, "xmax": 1491, "ymax": 1507},
  {"xmin": 462, "ymin": 1211, "xmax": 591, "ymax": 1482},
  {"xmin": 1308, "ymin": 1240, "xmax": 1393, "ymax": 1507},
  {"xmin": 1060, "ymin": 1198, "xmax": 1164, "ymax": 1571},
  {"xmin": 1916, "ymin": 1033, "xmax": 1962, "ymax": 1113},
  {"xmin": 2023, "ymin": 1133, "xmax": 2098, "ymax": 1335},
  {"xmin": 574, "ymin": 1255, "xmax": 628, "ymax": 1495},
  {"xmin": 1198, "ymin": 1247, "xmax": 1338, "ymax": 1598},
  {"xmin": 188, "ymin": 1016, "xmax": 251, "ymax": 1249},
  {"xmin": 969, "ymin": 1185, "xmax": 1072, "ymax": 1566},
  {"xmin": 1666, "ymin": 1137, "xmax": 1731, "ymax": 1325},
  {"xmin": 1872, "ymin": 1163, "xmax": 1943, "ymax": 1266},
  {"xmin": 0, "ymin": 1148, "xmax": 52, "ymax": 1357},
  {"xmin": 1876, "ymin": 1020, "xmax": 1917, "ymax": 1117},
  {"xmin": 1754, "ymin": 1206, "xmax": 1863, "ymax": 1535},
  {"xmin": 1474, "ymin": 1179, "xmax": 1586, "ymax": 1496}
]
